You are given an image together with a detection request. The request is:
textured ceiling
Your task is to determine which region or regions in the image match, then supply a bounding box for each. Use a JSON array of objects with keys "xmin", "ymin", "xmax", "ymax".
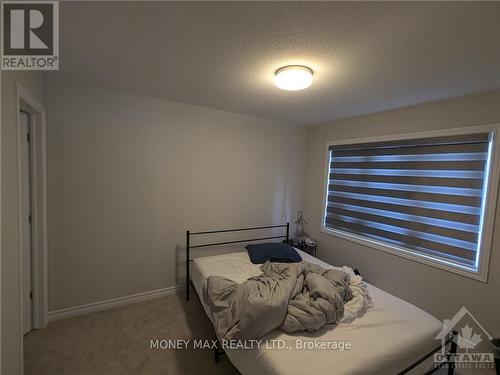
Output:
[{"xmin": 48, "ymin": 1, "xmax": 500, "ymax": 125}]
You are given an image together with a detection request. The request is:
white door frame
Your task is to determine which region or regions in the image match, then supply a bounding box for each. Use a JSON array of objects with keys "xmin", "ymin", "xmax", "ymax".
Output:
[
  {"xmin": 16, "ymin": 83, "xmax": 48, "ymax": 344},
  {"xmin": 19, "ymin": 110, "xmax": 33, "ymax": 335}
]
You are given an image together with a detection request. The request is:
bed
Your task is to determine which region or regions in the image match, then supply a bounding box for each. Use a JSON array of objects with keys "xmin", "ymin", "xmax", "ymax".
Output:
[{"xmin": 186, "ymin": 224, "xmax": 457, "ymax": 375}]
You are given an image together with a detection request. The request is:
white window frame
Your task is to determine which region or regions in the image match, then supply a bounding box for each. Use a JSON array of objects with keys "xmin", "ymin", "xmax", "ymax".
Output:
[{"xmin": 320, "ymin": 124, "xmax": 500, "ymax": 282}]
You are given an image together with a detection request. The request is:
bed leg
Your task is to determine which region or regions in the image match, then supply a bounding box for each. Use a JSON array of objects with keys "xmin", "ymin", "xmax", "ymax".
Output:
[
  {"xmin": 213, "ymin": 339, "xmax": 226, "ymax": 363},
  {"xmin": 186, "ymin": 230, "xmax": 190, "ymax": 301},
  {"xmin": 214, "ymin": 339, "xmax": 221, "ymax": 363},
  {"xmin": 447, "ymin": 331, "xmax": 458, "ymax": 375}
]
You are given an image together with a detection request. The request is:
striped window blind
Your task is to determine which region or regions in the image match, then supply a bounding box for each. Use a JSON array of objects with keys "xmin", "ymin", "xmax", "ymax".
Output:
[{"xmin": 325, "ymin": 133, "xmax": 493, "ymax": 270}]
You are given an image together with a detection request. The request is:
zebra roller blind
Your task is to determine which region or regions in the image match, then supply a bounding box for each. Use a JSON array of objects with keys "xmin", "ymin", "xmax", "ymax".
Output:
[{"xmin": 325, "ymin": 133, "xmax": 492, "ymax": 270}]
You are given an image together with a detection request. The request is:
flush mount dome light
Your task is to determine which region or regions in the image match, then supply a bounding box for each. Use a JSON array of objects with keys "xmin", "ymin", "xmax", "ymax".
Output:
[{"xmin": 275, "ymin": 65, "xmax": 313, "ymax": 91}]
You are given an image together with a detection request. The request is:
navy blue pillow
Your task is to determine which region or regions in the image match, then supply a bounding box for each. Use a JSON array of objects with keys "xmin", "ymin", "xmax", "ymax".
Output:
[{"xmin": 245, "ymin": 242, "xmax": 302, "ymax": 264}]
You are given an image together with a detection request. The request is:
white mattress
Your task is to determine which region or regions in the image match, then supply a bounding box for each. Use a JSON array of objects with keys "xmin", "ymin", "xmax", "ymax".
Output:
[{"xmin": 191, "ymin": 249, "xmax": 443, "ymax": 375}]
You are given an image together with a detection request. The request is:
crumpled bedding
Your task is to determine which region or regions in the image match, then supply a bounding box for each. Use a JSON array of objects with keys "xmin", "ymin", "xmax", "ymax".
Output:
[{"xmin": 204, "ymin": 260, "xmax": 371, "ymax": 341}]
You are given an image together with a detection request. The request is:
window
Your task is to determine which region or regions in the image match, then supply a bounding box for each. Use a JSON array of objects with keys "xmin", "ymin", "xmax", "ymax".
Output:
[{"xmin": 322, "ymin": 128, "xmax": 499, "ymax": 281}]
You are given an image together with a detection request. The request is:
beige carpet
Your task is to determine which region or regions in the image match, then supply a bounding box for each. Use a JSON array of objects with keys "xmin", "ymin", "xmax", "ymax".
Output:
[{"xmin": 24, "ymin": 293, "xmax": 238, "ymax": 375}]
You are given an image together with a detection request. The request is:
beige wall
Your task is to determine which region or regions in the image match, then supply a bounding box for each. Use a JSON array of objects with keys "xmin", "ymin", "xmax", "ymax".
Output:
[
  {"xmin": 304, "ymin": 91, "xmax": 500, "ymax": 335},
  {"xmin": 45, "ymin": 81, "xmax": 307, "ymax": 311},
  {"xmin": 1, "ymin": 71, "xmax": 44, "ymax": 375}
]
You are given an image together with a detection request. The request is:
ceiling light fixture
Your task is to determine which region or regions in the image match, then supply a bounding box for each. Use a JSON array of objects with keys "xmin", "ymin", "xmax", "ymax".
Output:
[{"xmin": 275, "ymin": 65, "xmax": 313, "ymax": 91}]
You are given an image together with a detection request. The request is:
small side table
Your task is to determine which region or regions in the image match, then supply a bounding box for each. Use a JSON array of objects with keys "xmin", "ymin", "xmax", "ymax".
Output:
[
  {"xmin": 286, "ymin": 240, "xmax": 317, "ymax": 257},
  {"xmin": 302, "ymin": 242, "xmax": 317, "ymax": 257}
]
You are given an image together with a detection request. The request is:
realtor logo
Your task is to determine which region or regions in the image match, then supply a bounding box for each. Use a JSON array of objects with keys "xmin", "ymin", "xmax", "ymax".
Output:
[
  {"xmin": 1, "ymin": 1, "xmax": 59, "ymax": 70},
  {"xmin": 434, "ymin": 306, "xmax": 494, "ymax": 369}
]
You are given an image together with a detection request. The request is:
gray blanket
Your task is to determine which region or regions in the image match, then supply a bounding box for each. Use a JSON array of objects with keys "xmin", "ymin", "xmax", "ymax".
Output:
[{"xmin": 204, "ymin": 261, "xmax": 352, "ymax": 341}]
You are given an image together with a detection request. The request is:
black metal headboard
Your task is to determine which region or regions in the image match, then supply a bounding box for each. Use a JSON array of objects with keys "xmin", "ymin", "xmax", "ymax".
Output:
[{"xmin": 185, "ymin": 223, "xmax": 289, "ymax": 301}]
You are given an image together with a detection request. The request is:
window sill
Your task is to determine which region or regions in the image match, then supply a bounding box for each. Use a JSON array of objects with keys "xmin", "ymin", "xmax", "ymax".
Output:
[{"xmin": 320, "ymin": 226, "xmax": 488, "ymax": 283}]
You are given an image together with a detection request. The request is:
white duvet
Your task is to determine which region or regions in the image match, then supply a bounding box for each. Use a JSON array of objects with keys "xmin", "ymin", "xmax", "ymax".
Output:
[
  {"xmin": 338, "ymin": 266, "xmax": 373, "ymax": 324},
  {"xmin": 191, "ymin": 249, "xmax": 443, "ymax": 375}
]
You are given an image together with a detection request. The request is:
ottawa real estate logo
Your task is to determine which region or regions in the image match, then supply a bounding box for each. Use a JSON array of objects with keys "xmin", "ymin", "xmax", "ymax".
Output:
[
  {"xmin": 435, "ymin": 306, "xmax": 495, "ymax": 370},
  {"xmin": 1, "ymin": 1, "xmax": 59, "ymax": 70}
]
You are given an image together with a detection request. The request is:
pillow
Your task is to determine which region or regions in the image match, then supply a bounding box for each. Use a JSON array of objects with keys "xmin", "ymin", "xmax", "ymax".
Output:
[{"xmin": 245, "ymin": 242, "xmax": 302, "ymax": 264}]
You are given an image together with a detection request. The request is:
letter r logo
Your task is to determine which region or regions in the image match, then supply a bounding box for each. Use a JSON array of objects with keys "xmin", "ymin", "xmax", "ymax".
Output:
[
  {"xmin": 10, "ymin": 9, "xmax": 49, "ymax": 49},
  {"xmin": 2, "ymin": 2, "xmax": 54, "ymax": 55}
]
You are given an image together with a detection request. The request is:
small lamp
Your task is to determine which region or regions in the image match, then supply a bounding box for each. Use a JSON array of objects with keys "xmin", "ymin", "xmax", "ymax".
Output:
[{"xmin": 294, "ymin": 211, "xmax": 308, "ymax": 243}]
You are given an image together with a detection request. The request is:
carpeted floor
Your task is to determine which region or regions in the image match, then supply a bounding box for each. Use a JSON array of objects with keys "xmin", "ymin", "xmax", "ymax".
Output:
[
  {"xmin": 24, "ymin": 292, "xmax": 494, "ymax": 375},
  {"xmin": 24, "ymin": 293, "xmax": 238, "ymax": 375}
]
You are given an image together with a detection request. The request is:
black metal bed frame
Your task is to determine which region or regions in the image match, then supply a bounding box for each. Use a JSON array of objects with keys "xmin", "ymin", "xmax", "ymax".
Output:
[
  {"xmin": 184, "ymin": 223, "xmax": 457, "ymax": 374},
  {"xmin": 185, "ymin": 223, "xmax": 289, "ymax": 301},
  {"xmin": 398, "ymin": 330, "xmax": 458, "ymax": 375}
]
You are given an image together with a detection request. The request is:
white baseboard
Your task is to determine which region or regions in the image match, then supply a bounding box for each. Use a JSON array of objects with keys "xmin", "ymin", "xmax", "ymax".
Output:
[{"xmin": 48, "ymin": 285, "xmax": 184, "ymax": 322}]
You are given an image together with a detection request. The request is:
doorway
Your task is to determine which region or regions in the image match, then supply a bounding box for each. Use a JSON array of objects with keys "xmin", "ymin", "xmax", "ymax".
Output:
[
  {"xmin": 16, "ymin": 83, "xmax": 48, "ymax": 347},
  {"xmin": 17, "ymin": 83, "xmax": 49, "ymax": 373}
]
